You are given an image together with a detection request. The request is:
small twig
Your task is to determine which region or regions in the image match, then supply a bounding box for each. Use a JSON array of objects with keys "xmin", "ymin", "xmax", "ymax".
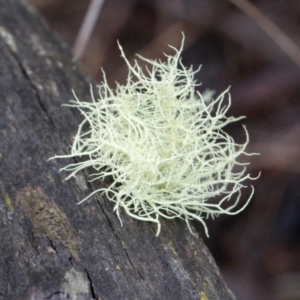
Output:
[
  {"xmin": 73, "ymin": 0, "xmax": 105, "ymax": 59},
  {"xmin": 230, "ymin": 0, "xmax": 300, "ymax": 68}
]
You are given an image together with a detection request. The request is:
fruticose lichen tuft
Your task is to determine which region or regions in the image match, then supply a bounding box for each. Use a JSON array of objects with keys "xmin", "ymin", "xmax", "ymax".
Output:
[{"xmin": 53, "ymin": 37, "xmax": 258, "ymax": 236}]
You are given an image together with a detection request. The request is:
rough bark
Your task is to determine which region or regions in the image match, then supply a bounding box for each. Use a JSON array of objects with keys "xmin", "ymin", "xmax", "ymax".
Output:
[{"xmin": 0, "ymin": 1, "xmax": 236, "ymax": 299}]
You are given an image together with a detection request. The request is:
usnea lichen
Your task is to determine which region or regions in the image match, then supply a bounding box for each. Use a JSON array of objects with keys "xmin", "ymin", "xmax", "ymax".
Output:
[{"xmin": 53, "ymin": 38, "xmax": 257, "ymax": 236}]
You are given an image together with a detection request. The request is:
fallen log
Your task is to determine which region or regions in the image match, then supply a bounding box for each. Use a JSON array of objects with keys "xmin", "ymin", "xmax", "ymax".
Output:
[{"xmin": 0, "ymin": 1, "xmax": 236, "ymax": 299}]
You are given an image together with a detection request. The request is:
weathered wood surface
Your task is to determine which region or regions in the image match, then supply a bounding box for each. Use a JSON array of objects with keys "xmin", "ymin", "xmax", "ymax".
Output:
[{"xmin": 0, "ymin": 1, "xmax": 236, "ymax": 299}]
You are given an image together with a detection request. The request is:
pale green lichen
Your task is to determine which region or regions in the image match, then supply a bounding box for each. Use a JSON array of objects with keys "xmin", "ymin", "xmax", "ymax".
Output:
[{"xmin": 53, "ymin": 37, "xmax": 257, "ymax": 236}]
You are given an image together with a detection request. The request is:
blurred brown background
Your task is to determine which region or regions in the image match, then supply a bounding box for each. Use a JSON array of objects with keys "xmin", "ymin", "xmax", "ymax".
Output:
[{"xmin": 28, "ymin": 0, "xmax": 300, "ymax": 299}]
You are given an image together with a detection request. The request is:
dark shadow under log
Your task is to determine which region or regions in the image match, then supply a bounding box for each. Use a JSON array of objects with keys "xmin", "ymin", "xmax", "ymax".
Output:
[{"xmin": 0, "ymin": 1, "xmax": 236, "ymax": 299}]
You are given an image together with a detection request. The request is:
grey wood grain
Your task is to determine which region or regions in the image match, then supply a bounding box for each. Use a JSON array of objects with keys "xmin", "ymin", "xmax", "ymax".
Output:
[{"xmin": 0, "ymin": 1, "xmax": 236, "ymax": 299}]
